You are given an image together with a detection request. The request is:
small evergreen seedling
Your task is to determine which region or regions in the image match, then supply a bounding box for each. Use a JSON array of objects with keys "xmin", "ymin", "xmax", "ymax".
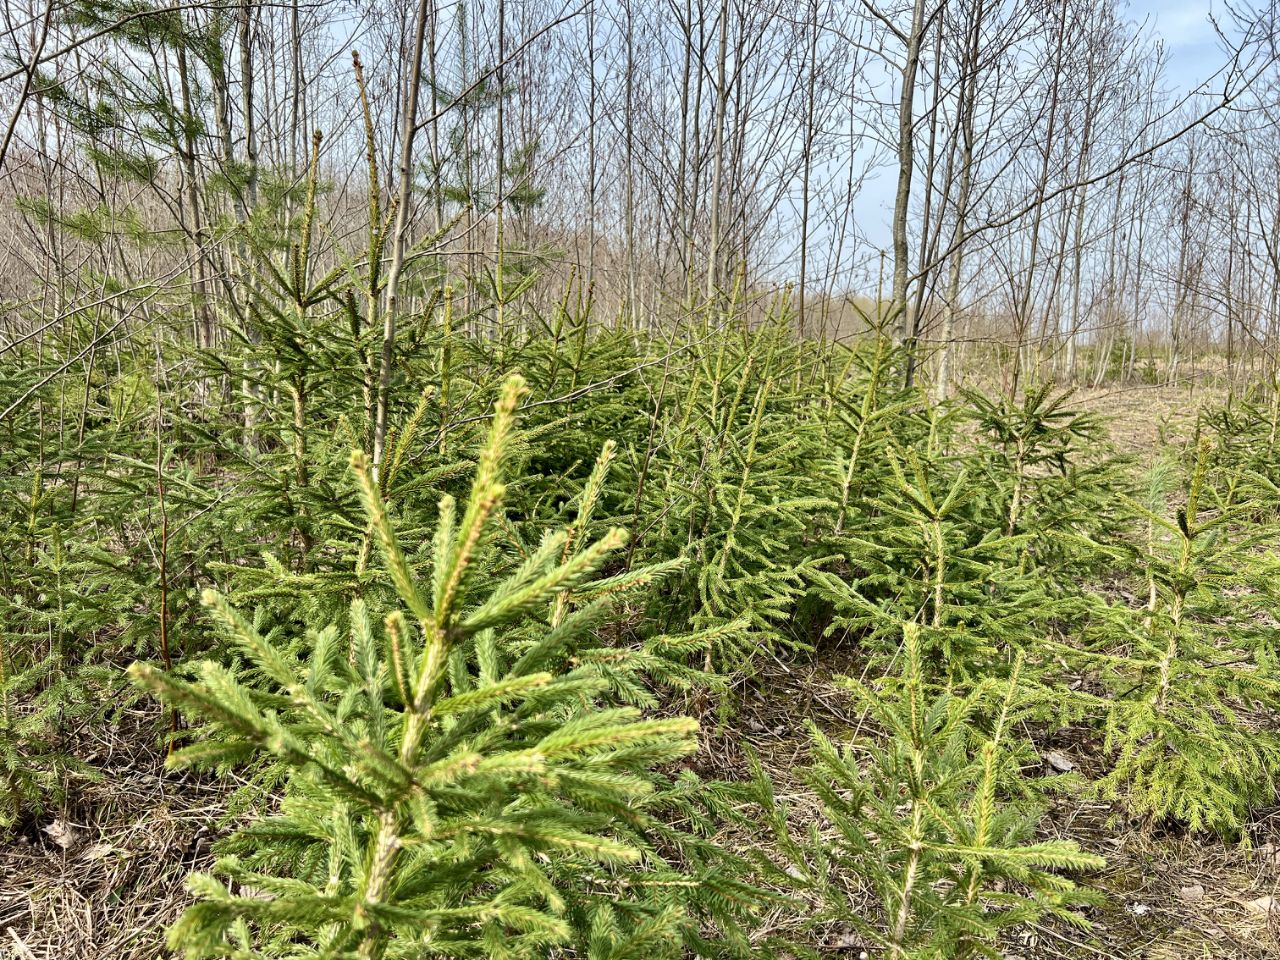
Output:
[
  {"xmin": 130, "ymin": 376, "xmax": 744, "ymax": 959},
  {"xmin": 963, "ymin": 383, "xmax": 1106, "ymax": 538},
  {"xmin": 638, "ymin": 321, "xmax": 832, "ymax": 670},
  {"xmin": 1062, "ymin": 444, "xmax": 1280, "ymax": 834},
  {"xmin": 753, "ymin": 626, "xmax": 1103, "ymax": 959},
  {"xmin": 814, "ymin": 449, "xmax": 1058, "ymax": 682},
  {"xmin": 963, "ymin": 383, "xmax": 1130, "ymax": 583}
]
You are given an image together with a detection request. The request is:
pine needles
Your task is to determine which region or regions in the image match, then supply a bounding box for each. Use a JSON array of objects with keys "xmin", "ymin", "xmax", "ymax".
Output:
[{"xmin": 750, "ymin": 627, "xmax": 1103, "ymax": 960}]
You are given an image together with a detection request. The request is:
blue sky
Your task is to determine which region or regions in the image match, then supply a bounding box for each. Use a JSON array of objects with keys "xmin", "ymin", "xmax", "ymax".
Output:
[{"xmin": 1131, "ymin": 0, "xmax": 1224, "ymax": 87}]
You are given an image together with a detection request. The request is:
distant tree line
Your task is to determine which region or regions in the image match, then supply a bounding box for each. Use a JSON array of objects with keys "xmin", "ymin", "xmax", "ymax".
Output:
[{"xmin": 2, "ymin": 0, "xmax": 1279, "ymax": 398}]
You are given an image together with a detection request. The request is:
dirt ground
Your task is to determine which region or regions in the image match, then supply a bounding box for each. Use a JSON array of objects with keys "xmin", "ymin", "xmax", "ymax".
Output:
[
  {"xmin": 1, "ymin": 382, "xmax": 1276, "ymax": 959},
  {"xmin": 0, "ymin": 709, "xmax": 229, "ymax": 959}
]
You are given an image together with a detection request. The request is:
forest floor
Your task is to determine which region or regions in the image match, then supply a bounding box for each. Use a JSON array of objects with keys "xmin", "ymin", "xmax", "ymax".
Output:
[
  {"xmin": 1025, "ymin": 383, "xmax": 1280, "ymax": 958},
  {"xmin": 0, "ymin": 708, "xmax": 228, "ymax": 959},
  {"xmin": 1, "ymin": 382, "xmax": 1277, "ymax": 960},
  {"xmin": 1073, "ymin": 383, "xmax": 1215, "ymax": 455}
]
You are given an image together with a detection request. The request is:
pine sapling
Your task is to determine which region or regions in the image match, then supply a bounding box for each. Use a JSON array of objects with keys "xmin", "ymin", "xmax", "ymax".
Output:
[{"xmin": 1057, "ymin": 443, "xmax": 1280, "ymax": 834}]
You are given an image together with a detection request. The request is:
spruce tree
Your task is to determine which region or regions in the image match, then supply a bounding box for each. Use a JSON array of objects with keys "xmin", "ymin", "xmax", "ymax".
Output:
[
  {"xmin": 130, "ymin": 376, "xmax": 759, "ymax": 959},
  {"xmin": 1053, "ymin": 443, "xmax": 1280, "ymax": 834},
  {"xmin": 751, "ymin": 625, "xmax": 1102, "ymax": 959},
  {"xmin": 813, "ymin": 446, "xmax": 1063, "ymax": 682}
]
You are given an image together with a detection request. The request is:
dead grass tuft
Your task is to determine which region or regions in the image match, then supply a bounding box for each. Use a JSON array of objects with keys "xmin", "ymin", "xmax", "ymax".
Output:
[{"xmin": 0, "ymin": 707, "xmax": 233, "ymax": 960}]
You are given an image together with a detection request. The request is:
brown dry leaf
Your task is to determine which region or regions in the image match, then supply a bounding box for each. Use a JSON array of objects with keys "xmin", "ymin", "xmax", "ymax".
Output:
[
  {"xmin": 830, "ymin": 931, "xmax": 867, "ymax": 956},
  {"xmin": 41, "ymin": 818, "xmax": 78, "ymax": 850},
  {"xmin": 81, "ymin": 841, "xmax": 125, "ymax": 861},
  {"xmin": 1045, "ymin": 751, "xmax": 1075, "ymax": 773},
  {"xmin": 1245, "ymin": 895, "xmax": 1277, "ymax": 917}
]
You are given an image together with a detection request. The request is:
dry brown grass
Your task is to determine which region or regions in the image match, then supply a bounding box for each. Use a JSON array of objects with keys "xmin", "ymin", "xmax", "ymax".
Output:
[
  {"xmin": 1071, "ymin": 383, "xmax": 1225, "ymax": 461},
  {"xmin": 0, "ymin": 708, "xmax": 231, "ymax": 960}
]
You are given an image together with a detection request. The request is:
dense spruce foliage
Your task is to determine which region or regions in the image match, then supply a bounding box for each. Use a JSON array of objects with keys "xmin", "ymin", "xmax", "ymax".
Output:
[
  {"xmin": 8, "ymin": 0, "xmax": 1280, "ymax": 954},
  {"xmin": 2, "ymin": 259, "xmax": 1279, "ymax": 955}
]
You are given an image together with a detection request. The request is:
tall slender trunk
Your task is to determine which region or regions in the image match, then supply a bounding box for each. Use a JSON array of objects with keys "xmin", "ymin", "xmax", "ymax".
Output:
[
  {"xmin": 239, "ymin": 0, "xmax": 259, "ymax": 209},
  {"xmin": 705, "ymin": 0, "xmax": 730, "ymax": 302},
  {"xmin": 174, "ymin": 40, "xmax": 214, "ymax": 363},
  {"xmin": 289, "ymin": 0, "xmax": 304, "ymax": 180},
  {"xmin": 624, "ymin": 0, "xmax": 638, "ymax": 322},
  {"xmin": 904, "ymin": 15, "xmax": 945, "ymax": 387},
  {"xmin": 1066, "ymin": 52, "xmax": 1100, "ymax": 383},
  {"xmin": 935, "ymin": 0, "xmax": 982, "ymax": 402},
  {"xmin": 586, "ymin": 0, "xmax": 597, "ymax": 289},
  {"xmin": 494, "ymin": 0, "xmax": 506, "ymax": 332},
  {"xmin": 427, "ymin": 0, "xmax": 443, "ymax": 231},
  {"xmin": 797, "ymin": 0, "xmax": 818, "ymax": 338},
  {"xmin": 890, "ymin": 0, "xmax": 928, "ymax": 342},
  {"xmin": 373, "ymin": 0, "xmax": 432, "ymax": 470},
  {"xmin": 226, "ymin": 5, "xmax": 263, "ymax": 447},
  {"xmin": 1009, "ymin": 0, "xmax": 1066, "ymax": 400}
]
